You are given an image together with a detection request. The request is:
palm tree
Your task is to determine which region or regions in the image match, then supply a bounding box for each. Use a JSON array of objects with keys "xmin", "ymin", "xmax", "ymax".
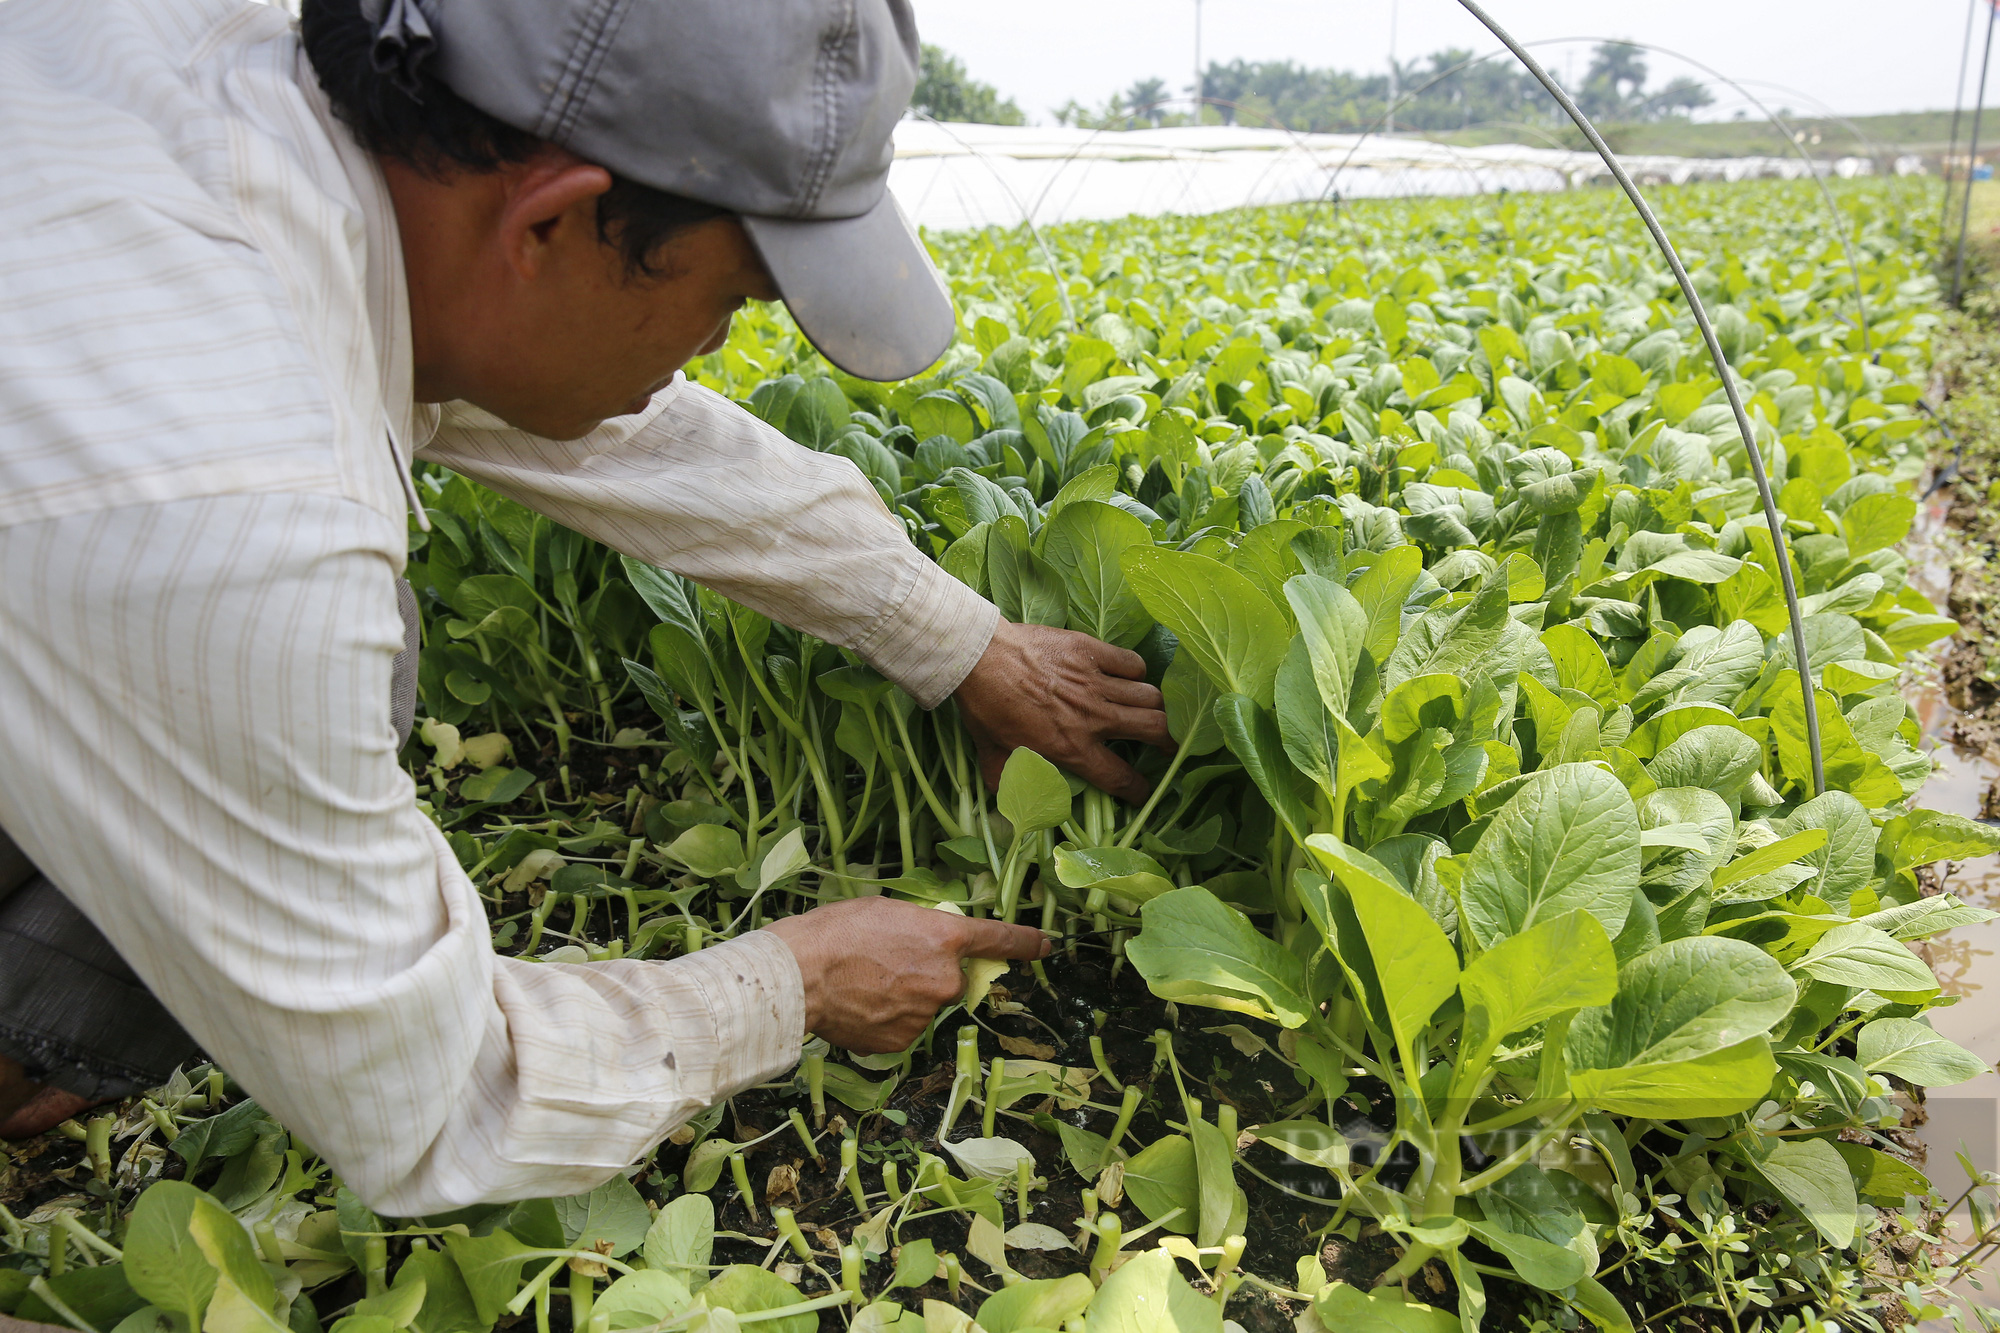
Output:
[
  {"xmin": 1125, "ymin": 76, "xmax": 1171, "ymax": 127},
  {"xmin": 1579, "ymin": 41, "xmax": 1648, "ymax": 120}
]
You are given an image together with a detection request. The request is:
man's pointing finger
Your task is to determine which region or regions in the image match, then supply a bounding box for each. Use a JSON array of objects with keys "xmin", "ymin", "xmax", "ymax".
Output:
[{"xmin": 956, "ymin": 918, "xmax": 1053, "ymax": 961}]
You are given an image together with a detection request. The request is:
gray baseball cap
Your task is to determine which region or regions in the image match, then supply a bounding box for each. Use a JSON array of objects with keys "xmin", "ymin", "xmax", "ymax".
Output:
[{"xmin": 360, "ymin": 0, "xmax": 957, "ymax": 381}]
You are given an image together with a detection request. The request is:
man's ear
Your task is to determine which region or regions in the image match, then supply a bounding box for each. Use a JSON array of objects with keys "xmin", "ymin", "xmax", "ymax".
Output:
[{"xmin": 495, "ymin": 153, "xmax": 615, "ymax": 281}]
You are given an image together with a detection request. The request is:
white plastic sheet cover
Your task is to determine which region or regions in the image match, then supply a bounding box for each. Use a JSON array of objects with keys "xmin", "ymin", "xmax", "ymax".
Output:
[{"xmin": 889, "ymin": 121, "xmax": 1874, "ymax": 230}]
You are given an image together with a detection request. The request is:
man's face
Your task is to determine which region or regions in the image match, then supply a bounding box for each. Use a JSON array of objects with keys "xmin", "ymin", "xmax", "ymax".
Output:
[
  {"xmin": 386, "ymin": 153, "xmax": 782, "ymax": 440},
  {"xmin": 491, "ymin": 215, "xmax": 781, "ymax": 439}
]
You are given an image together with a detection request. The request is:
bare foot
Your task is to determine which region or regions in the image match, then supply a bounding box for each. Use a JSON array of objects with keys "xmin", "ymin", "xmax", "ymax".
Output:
[
  {"xmin": 0, "ymin": 1085, "xmax": 95, "ymax": 1139},
  {"xmin": 0, "ymin": 1054, "xmax": 102, "ymax": 1139}
]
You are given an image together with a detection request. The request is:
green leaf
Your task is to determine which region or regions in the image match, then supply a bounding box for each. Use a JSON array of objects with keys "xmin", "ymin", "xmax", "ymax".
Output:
[
  {"xmin": 16, "ymin": 1267, "xmax": 148, "ymax": 1333},
  {"xmin": 1477, "ymin": 1163, "xmax": 1595, "ymax": 1261},
  {"xmin": 989, "ymin": 524, "xmax": 1068, "ymax": 628},
  {"xmin": 1775, "ymin": 791, "xmax": 1877, "ymax": 912},
  {"xmin": 1128, "ymin": 887, "xmax": 1312, "ymax": 1027},
  {"xmin": 1458, "ymin": 910, "xmax": 1617, "ymax": 1050},
  {"xmin": 1460, "ymin": 763, "xmax": 1641, "ymax": 948},
  {"xmin": 910, "ymin": 392, "xmax": 978, "ymax": 444},
  {"xmin": 941, "ymin": 522, "xmax": 991, "ymax": 594},
  {"xmin": 553, "ymin": 1177, "xmax": 651, "ymax": 1258},
  {"xmin": 1124, "ymin": 546, "xmax": 1288, "ymax": 707},
  {"xmin": 640, "ymin": 628, "xmax": 712, "ymax": 712},
  {"xmin": 1083, "ymin": 1247, "xmax": 1221, "ymax": 1333},
  {"xmin": 1275, "ymin": 639, "xmax": 1338, "ymax": 791},
  {"xmin": 1640, "ymin": 824, "xmax": 1712, "ymax": 852},
  {"xmin": 1645, "ymin": 725, "xmax": 1765, "ymax": 807},
  {"xmin": 664, "ymin": 824, "xmax": 744, "ymax": 878},
  {"xmin": 1122, "ymin": 1135, "xmax": 1199, "ymax": 1235},
  {"xmin": 754, "ymin": 826, "xmax": 811, "ymax": 892},
  {"xmin": 642, "ymin": 1195, "xmax": 714, "ymax": 1285},
  {"xmin": 328, "ymin": 1315, "xmax": 402, "ymax": 1333},
  {"xmin": 442, "ymin": 1232, "xmax": 535, "ymax": 1327},
  {"xmin": 1337, "ymin": 854, "xmax": 1460, "ymax": 1056},
  {"xmin": 1163, "ymin": 645, "xmax": 1224, "ymax": 756},
  {"xmin": 621, "ymin": 558, "xmax": 705, "ymax": 639},
  {"xmin": 1566, "ymin": 936, "xmax": 1795, "ymax": 1116},
  {"xmin": 1896, "ymin": 808, "xmax": 2000, "ymax": 868},
  {"xmin": 1045, "ymin": 464, "xmax": 1119, "ymax": 524},
  {"xmin": 1053, "ymin": 1120, "xmax": 1123, "ymax": 1181},
  {"xmin": 1645, "ymin": 550, "xmax": 1743, "ymax": 584},
  {"xmin": 1352, "ymin": 545, "xmax": 1424, "ymax": 665},
  {"xmin": 592, "ymin": 1272, "xmax": 692, "ymax": 1332},
  {"xmin": 1882, "ymin": 613, "xmax": 1958, "ymax": 655},
  {"xmin": 1834, "ymin": 1141, "xmax": 1933, "ymax": 1204},
  {"xmin": 395, "ymin": 1247, "xmax": 487, "ymax": 1333},
  {"xmin": 942, "ymin": 1136, "xmax": 1035, "ymax": 1183},
  {"xmin": 1052, "ymin": 846, "xmax": 1175, "ymax": 904},
  {"xmin": 1797, "ymin": 923, "xmax": 1939, "ymax": 995},
  {"xmin": 1573, "ymin": 936, "xmax": 1796, "ymax": 1063},
  {"xmin": 1464, "ymin": 1220, "xmax": 1587, "ymax": 1290},
  {"xmin": 1636, "ymin": 786, "xmax": 1734, "ymax": 908},
  {"xmin": 1712, "ymin": 828, "xmax": 1828, "ymax": 890},
  {"xmin": 997, "ymin": 747, "xmax": 1073, "ymax": 834},
  {"xmin": 1383, "ymin": 571, "xmax": 1510, "ymax": 692},
  {"xmin": 187, "ymin": 1191, "xmax": 288, "ymax": 1333},
  {"xmin": 1285, "ymin": 574, "xmax": 1368, "ymax": 718},
  {"xmin": 1248, "ymin": 1120, "xmax": 1351, "ymax": 1177},
  {"xmin": 170, "ymin": 1098, "xmax": 271, "ymax": 1172},
  {"xmin": 1856, "ymin": 1017, "xmax": 1989, "ymax": 1086},
  {"xmin": 457, "ymin": 766, "xmax": 533, "ymax": 806},
  {"xmin": 1380, "ymin": 674, "xmax": 1468, "ymax": 745},
  {"xmin": 1375, "ymin": 295, "xmax": 1409, "ymax": 349},
  {"xmin": 889, "ymin": 1238, "xmax": 936, "ymax": 1291},
  {"xmin": 1216, "ymin": 693, "xmax": 1316, "ymax": 842},
  {"xmin": 821, "ymin": 1063, "xmax": 891, "ymax": 1113},
  {"xmin": 700, "ymin": 1266, "xmax": 813, "ymax": 1333},
  {"xmin": 1856, "ymin": 895, "xmax": 1997, "ymax": 941},
  {"xmin": 1840, "ymin": 492, "xmax": 1916, "ymax": 560},
  {"xmin": 1748, "ymin": 1137, "xmax": 1858, "ymax": 1250},
  {"xmin": 450, "ymin": 574, "xmax": 538, "ymax": 624},
  {"xmin": 108, "ymin": 1308, "xmax": 186, "ymax": 1333},
  {"xmin": 340, "ymin": 1188, "xmax": 391, "ymax": 1267},
  {"xmin": 1768, "ymin": 677, "xmax": 1904, "ymax": 808},
  {"xmin": 1568, "ymin": 1275, "xmax": 1636, "ymax": 1333},
  {"xmin": 1041, "ymin": 500, "xmax": 1154, "ymax": 648},
  {"xmin": 681, "ymin": 1139, "xmax": 736, "ymax": 1194},
  {"xmin": 124, "ymin": 1182, "xmax": 219, "ymax": 1330},
  {"xmin": 850, "ymin": 1302, "xmax": 923, "ymax": 1333},
  {"xmin": 978, "ymin": 1274, "xmax": 1095, "ymax": 1333},
  {"xmin": 1568, "ymin": 1035, "xmax": 1780, "ymax": 1118},
  {"xmin": 1189, "ymin": 1109, "xmax": 1248, "ymax": 1248},
  {"xmin": 1313, "ymin": 1283, "xmax": 1461, "ymax": 1333},
  {"xmin": 351, "ymin": 1279, "xmax": 425, "ymax": 1328}
]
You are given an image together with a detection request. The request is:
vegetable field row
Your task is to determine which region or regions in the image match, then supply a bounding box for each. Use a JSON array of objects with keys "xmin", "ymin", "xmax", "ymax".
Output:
[{"xmin": 5, "ymin": 179, "xmax": 1993, "ymax": 1333}]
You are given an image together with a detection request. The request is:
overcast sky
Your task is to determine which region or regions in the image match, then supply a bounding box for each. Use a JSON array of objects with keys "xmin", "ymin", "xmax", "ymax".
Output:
[{"xmin": 908, "ymin": 0, "xmax": 1983, "ymax": 125}]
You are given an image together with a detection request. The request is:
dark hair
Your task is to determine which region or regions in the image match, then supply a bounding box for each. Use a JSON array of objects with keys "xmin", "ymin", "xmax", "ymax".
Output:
[{"xmin": 299, "ymin": 0, "xmax": 728, "ymax": 278}]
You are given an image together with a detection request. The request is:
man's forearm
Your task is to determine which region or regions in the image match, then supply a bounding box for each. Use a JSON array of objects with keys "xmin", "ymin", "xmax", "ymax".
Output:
[{"xmin": 420, "ymin": 379, "xmax": 1000, "ymax": 704}]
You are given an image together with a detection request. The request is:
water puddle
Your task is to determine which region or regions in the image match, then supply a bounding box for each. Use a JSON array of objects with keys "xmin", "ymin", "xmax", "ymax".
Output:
[{"xmin": 1906, "ymin": 489, "xmax": 2000, "ymax": 1322}]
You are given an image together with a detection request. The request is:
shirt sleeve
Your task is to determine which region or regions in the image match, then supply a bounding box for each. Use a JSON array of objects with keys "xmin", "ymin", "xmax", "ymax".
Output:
[
  {"xmin": 0, "ymin": 493, "xmax": 804, "ymax": 1216},
  {"xmin": 416, "ymin": 377, "xmax": 999, "ymax": 708}
]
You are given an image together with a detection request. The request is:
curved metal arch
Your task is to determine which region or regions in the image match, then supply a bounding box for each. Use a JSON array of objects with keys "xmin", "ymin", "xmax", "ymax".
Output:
[
  {"xmin": 907, "ymin": 113, "xmax": 1081, "ymax": 333},
  {"xmin": 1453, "ymin": 0, "xmax": 1824, "ymax": 795}
]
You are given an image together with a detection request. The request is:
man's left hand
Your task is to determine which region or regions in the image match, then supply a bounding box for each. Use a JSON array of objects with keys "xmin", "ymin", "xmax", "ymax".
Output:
[{"xmin": 953, "ymin": 620, "xmax": 1172, "ymax": 806}]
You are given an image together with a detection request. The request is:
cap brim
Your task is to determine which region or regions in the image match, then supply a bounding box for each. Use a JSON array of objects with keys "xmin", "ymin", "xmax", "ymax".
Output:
[{"xmin": 740, "ymin": 193, "xmax": 956, "ymax": 382}]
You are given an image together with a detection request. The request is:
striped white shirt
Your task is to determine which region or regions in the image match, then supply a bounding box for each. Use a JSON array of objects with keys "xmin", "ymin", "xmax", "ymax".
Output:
[{"xmin": 0, "ymin": 0, "xmax": 997, "ymax": 1213}]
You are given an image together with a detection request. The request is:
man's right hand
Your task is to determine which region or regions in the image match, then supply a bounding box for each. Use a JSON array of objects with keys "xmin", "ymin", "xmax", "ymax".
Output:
[{"xmin": 760, "ymin": 898, "xmax": 1049, "ymax": 1053}]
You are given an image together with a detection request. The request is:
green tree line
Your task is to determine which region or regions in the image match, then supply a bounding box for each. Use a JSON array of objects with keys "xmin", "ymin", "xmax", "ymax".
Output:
[{"xmin": 911, "ymin": 40, "xmax": 1714, "ymax": 133}]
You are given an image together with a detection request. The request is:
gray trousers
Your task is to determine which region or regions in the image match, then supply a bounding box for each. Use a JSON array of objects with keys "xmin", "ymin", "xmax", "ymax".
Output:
[{"xmin": 0, "ymin": 579, "xmax": 422, "ymax": 1101}]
